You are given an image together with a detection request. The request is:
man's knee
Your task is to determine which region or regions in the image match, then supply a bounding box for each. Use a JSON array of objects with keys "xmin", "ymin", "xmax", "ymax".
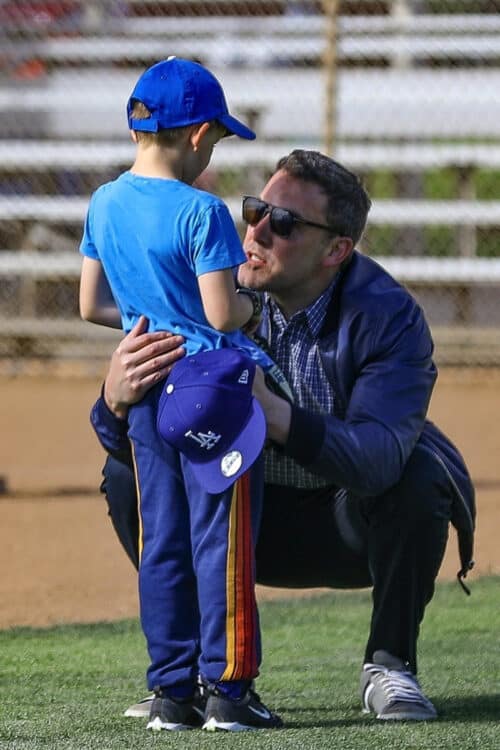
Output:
[{"xmin": 372, "ymin": 447, "xmax": 453, "ymax": 526}]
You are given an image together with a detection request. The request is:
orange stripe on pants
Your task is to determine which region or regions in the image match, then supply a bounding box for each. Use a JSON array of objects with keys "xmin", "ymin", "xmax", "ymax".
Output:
[{"xmin": 221, "ymin": 471, "xmax": 258, "ymax": 680}]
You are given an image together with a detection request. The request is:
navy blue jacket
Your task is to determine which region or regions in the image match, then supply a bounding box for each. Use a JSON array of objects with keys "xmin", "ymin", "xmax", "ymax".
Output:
[
  {"xmin": 90, "ymin": 250, "xmax": 475, "ymax": 583},
  {"xmin": 280, "ymin": 251, "xmax": 474, "ymax": 582}
]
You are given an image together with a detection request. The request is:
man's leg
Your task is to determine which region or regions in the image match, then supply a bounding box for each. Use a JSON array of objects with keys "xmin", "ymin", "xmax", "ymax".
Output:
[
  {"xmin": 354, "ymin": 446, "xmax": 450, "ymax": 721},
  {"xmin": 101, "ymin": 455, "xmax": 140, "ymax": 570},
  {"xmin": 256, "ymin": 448, "xmax": 451, "ymax": 673},
  {"xmin": 255, "ymin": 483, "xmax": 372, "ymax": 590},
  {"xmin": 362, "ymin": 446, "xmax": 451, "ymax": 674},
  {"xmin": 257, "ymin": 448, "xmax": 451, "ymax": 721}
]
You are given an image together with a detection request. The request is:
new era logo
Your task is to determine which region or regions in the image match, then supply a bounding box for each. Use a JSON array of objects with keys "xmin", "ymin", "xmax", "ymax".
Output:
[{"xmin": 238, "ymin": 368, "xmax": 250, "ymax": 385}]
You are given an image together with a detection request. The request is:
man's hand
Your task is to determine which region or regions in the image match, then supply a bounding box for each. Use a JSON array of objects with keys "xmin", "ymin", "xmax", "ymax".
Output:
[
  {"xmin": 252, "ymin": 366, "xmax": 292, "ymax": 446},
  {"xmin": 103, "ymin": 316, "xmax": 185, "ymax": 419}
]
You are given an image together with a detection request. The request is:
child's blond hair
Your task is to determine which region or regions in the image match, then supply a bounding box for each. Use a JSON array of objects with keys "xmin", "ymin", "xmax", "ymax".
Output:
[{"xmin": 129, "ymin": 100, "xmax": 190, "ymax": 147}]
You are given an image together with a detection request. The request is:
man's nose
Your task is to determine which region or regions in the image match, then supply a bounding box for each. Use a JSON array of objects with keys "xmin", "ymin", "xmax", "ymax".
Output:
[{"xmin": 249, "ymin": 212, "xmax": 272, "ymax": 244}]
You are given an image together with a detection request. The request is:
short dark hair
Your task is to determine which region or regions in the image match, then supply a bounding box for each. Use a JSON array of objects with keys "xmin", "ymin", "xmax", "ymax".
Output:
[{"xmin": 275, "ymin": 149, "xmax": 371, "ymax": 245}]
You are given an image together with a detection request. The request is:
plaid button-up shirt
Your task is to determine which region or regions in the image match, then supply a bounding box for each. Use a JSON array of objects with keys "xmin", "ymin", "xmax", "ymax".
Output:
[{"xmin": 263, "ymin": 281, "xmax": 336, "ymax": 488}]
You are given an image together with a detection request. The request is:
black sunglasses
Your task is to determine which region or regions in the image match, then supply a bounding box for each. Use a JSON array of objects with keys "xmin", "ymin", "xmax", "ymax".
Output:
[{"xmin": 242, "ymin": 195, "xmax": 339, "ymax": 239}]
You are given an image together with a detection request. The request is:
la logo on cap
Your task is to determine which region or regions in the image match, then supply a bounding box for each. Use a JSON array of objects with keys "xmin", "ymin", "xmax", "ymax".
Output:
[{"xmin": 185, "ymin": 429, "xmax": 221, "ymax": 451}]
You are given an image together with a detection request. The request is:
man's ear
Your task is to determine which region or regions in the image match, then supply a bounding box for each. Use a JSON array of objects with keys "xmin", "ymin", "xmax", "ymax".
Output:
[
  {"xmin": 322, "ymin": 237, "xmax": 354, "ymax": 268},
  {"xmin": 190, "ymin": 122, "xmax": 211, "ymax": 151}
]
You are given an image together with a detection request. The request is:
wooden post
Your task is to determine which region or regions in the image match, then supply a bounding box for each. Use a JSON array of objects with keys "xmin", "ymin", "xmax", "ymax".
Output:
[
  {"xmin": 322, "ymin": 0, "xmax": 339, "ymax": 156},
  {"xmin": 455, "ymin": 166, "xmax": 476, "ymax": 324},
  {"xmin": 457, "ymin": 166, "xmax": 477, "ymax": 258},
  {"xmin": 392, "ymin": 0, "xmax": 414, "ymax": 69}
]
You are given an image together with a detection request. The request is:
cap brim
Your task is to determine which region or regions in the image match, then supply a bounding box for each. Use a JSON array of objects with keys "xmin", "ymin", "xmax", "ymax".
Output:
[
  {"xmin": 187, "ymin": 397, "xmax": 266, "ymax": 493},
  {"xmin": 219, "ymin": 113, "xmax": 256, "ymax": 140}
]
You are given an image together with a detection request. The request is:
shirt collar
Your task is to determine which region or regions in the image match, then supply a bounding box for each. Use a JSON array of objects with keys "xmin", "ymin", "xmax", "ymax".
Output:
[{"xmin": 265, "ymin": 276, "xmax": 338, "ymax": 338}]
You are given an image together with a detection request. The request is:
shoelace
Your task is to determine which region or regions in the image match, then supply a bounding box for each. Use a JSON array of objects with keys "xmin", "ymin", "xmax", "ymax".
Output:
[{"xmin": 364, "ymin": 665, "xmax": 433, "ymax": 708}]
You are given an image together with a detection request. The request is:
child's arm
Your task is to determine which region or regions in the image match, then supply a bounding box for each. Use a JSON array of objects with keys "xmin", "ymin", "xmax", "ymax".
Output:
[
  {"xmin": 198, "ymin": 269, "xmax": 258, "ymax": 332},
  {"xmin": 79, "ymin": 256, "xmax": 122, "ymax": 329}
]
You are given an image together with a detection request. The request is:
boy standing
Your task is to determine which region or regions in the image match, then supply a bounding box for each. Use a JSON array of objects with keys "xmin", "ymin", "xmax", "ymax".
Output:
[{"xmin": 79, "ymin": 58, "xmax": 282, "ymax": 732}]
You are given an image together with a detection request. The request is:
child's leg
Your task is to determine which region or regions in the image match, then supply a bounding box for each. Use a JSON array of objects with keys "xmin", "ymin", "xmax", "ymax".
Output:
[
  {"xmin": 183, "ymin": 454, "xmax": 264, "ymax": 687},
  {"xmin": 128, "ymin": 387, "xmax": 200, "ymax": 695}
]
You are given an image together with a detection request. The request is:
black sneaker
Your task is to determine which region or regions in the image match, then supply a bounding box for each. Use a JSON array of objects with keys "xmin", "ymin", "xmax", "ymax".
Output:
[
  {"xmin": 147, "ymin": 686, "xmax": 206, "ymax": 731},
  {"xmin": 202, "ymin": 686, "xmax": 283, "ymax": 732},
  {"xmin": 126, "ymin": 675, "xmax": 207, "ymax": 719}
]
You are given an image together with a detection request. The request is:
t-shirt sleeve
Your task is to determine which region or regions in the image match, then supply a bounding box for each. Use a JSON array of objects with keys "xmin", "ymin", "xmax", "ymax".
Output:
[
  {"xmin": 79, "ymin": 193, "xmax": 99, "ymax": 260},
  {"xmin": 191, "ymin": 202, "xmax": 246, "ymax": 276}
]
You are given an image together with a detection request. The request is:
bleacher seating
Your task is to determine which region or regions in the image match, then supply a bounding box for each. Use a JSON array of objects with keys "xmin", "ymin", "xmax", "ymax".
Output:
[
  {"xmin": 1, "ymin": 8, "xmax": 500, "ymax": 362},
  {"xmin": 3, "ymin": 67, "xmax": 500, "ymax": 140}
]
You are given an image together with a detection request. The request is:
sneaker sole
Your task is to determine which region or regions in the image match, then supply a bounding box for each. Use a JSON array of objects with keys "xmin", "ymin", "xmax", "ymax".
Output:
[
  {"xmin": 376, "ymin": 711, "xmax": 437, "ymax": 721},
  {"xmin": 147, "ymin": 716, "xmax": 195, "ymax": 731},
  {"xmin": 203, "ymin": 717, "xmax": 259, "ymax": 732},
  {"xmin": 363, "ymin": 704, "xmax": 437, "ymax": 721}
]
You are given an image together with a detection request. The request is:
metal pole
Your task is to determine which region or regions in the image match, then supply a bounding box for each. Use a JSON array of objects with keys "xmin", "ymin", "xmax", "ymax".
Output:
[
  {"xmin": 392, "ymin": 0, "xmax": 413, "ymax": 69},
  {"xmin": 322, "ymin": 0, "xmax": 339, "ymax": 156}
]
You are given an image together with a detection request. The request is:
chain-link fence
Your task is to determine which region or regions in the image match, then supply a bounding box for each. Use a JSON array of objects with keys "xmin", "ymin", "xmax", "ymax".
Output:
[{"xmin": 1, "ymin": 0, "xmax": 499, "ymax": 366}]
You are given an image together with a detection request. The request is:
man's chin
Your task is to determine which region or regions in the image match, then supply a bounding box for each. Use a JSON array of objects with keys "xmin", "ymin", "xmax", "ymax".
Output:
[{"xmin": 238, "ymin": 265, "xmax": 266, "ymax": 291}]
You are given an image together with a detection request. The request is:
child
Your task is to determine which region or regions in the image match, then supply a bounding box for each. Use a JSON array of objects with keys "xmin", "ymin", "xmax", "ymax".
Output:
[{"xmin": 79, "ymin": 57, "xmax": 282, "ymax": 732}]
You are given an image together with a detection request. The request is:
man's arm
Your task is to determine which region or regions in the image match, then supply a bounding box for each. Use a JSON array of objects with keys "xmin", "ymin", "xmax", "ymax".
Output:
[
  {"xmin": 90, "ymin": 316, "xmax": 185, "ymax": 457},
  {"xmin": 253, "ymin": 298, "xmax": 437, "ymax": 499},
  {"xmin": 283, "ymin": 301, "xmax": 437, "ymax": 498}
]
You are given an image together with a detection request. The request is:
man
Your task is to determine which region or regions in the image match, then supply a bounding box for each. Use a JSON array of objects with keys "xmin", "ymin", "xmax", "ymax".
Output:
[{"xmin": 91, "ymin": 150, "xmax": 475, "ymax": 722}]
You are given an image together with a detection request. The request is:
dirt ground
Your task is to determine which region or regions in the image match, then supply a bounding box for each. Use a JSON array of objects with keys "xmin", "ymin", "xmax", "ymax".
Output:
[{"xmin": 0, "ymin": 367, "xmax": 499, "ymax": 629}]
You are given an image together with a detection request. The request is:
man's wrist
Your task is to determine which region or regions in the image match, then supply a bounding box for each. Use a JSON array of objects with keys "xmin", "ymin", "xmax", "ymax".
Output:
[
  {"xmin": 236, "ymin": 286, "xmax": 263, "ymax": 328},
  {"xmin": 103, "ymin": 380, "xmax": 129, "ymax": 420}
]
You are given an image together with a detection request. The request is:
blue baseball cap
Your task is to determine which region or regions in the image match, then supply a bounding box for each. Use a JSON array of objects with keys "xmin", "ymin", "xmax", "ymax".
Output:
[
  {"xmin": 127, "ymin": 56, "xmax": 256, "ymax": 140},
  {"xmin": 157, "ymin": 349, "xmax": 266, "ymax": 493}
]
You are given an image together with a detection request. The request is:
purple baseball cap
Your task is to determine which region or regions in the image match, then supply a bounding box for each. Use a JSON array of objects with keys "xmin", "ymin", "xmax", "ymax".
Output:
[
  {"xmin": 127, "ymin": 56, "xmax": 256, "ymax": 140},
  {"xmin": 157, "ymin": 349, "xmax": 266, "ymax": 493}
]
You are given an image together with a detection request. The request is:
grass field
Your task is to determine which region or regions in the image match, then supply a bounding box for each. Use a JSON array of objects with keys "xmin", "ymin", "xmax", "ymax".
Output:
[{"xmin": 1, "ymin": 578, "xmax": 499, "ymax": 750}]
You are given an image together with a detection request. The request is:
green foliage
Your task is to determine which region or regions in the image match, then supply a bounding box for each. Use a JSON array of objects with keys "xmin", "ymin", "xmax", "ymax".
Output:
[
  {"xmin": 477, "ymin": 169, "xmax": 500, "ymax": 200},
  {"xmin": 364, "ymin": 169, "xmax": 396, "ymax": 199},
  {"xmin": 0, "ymin": 578, "xmax": 499, "ymax": 749},
  {"xmin": 358, "ymin": 164, "xmax": 500, "ymax": 257}
]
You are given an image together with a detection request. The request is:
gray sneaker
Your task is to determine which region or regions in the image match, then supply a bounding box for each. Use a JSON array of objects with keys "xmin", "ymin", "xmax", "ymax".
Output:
[{"xmin": 360, "ymin": 650, "xmax": 437, "ymax": 721}]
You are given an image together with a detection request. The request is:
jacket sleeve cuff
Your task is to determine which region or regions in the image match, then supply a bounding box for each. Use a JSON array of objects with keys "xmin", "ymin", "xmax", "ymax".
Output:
[
  {"xmin": 90, "ymin": 385, "xmax": 130, "ymax": 453},
  {"xmin": 284, "ymin": 406, "xmax": 325, "ymax": 466}
]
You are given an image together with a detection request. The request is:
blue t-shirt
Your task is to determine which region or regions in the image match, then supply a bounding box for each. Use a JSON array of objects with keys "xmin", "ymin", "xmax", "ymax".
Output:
[{"xmin": 80, "ymin": 172, "xmax": 271, "ymax": 367}]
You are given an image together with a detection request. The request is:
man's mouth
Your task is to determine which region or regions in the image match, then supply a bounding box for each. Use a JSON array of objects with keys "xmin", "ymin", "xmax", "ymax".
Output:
[{"xmin": 245, "ymin": 252, "xmax": 266, "ymax": 268}]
